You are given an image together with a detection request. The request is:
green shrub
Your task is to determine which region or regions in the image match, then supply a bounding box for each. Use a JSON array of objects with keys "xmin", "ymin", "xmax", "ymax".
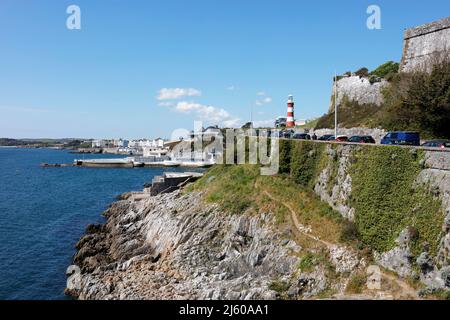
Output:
[
  {"xmin": 298, "ymin": 252, "xmax": 317, "ymax": 272},
  {"xmin": 381, "ymin": 59, "xmax": 450, "ymax": 139},
  {"xmin": 346, "ymin": 273, "xmax": 367, "ymax": 294},
  {"xmin": 268, "ymin": 279, "xmax": 290, "ymax": 293},
  {"xmin": 279, "ymin": 139, "xmax": 292, "ymax": 174},
  {"xmin": 289, "ymin": 141, "xmax": 324, "ymax": 188},
  {"xmin": 350, "ymin": 146, "xmax": 444, "ymax": 255},
  {"xmin": 370, "ymin": 61, "xmax": 399, "ymax": 79},
  {"xmin": 340, "ymin": 220, "xmax": 360, "ymax": 243},
  {"xmin": 355, "ymin": 67, "xmax": 369, "ymax": 77}
]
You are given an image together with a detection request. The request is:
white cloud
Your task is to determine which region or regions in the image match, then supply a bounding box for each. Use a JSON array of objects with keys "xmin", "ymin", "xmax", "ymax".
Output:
[
  {"xmin": 255, "ymin": 96, "xmax": 272, "ymax": 106},
  {"xmin": 172, "ymin": 101, "xmax": 241, "ymax": 127},
  {"xmin": 157, "ymin": 88, "xmax": 202, "ymax": 100},
  {"xmin": 257, "ymin": 91, "xmax": 266, "ymax": 96},
  {"xmin": 227, "ymin": 85, "xmax": 236, "ymax": 91}
]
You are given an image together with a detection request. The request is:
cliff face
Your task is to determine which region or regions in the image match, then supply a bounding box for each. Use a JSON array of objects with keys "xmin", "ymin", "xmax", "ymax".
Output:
[
  {"xmin": 329, "ymin": 76, "xmax": 388, "ymax": 112},
  {"xmin": 400, "ymin": 16, "xmax": 450, "ymax": 73},
  {"xmin": 310, "ymin": 143, "xmax": 450, "ymax": 293},
  {"xmin": 66, "ymin": 190, "xmax": 302, "ymax": 300}
]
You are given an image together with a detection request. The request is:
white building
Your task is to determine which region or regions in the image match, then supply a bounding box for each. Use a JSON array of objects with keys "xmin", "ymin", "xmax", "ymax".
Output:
[
  {"xmin": 129, "ymin": 138, "xmax": 165, "ymax": 149},
  {"xmin": 113, "ymin": 139, "xmax": 129, "ymax": 148},
  {"xmin": 91, "ymin": 139, "xmax": 114, "ymax": 148}
]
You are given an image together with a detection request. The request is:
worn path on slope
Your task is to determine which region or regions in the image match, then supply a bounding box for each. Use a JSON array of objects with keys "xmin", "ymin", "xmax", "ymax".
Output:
[{"xmin": 258, "ymin": 183, "xmax": 419, "ymax": 300}]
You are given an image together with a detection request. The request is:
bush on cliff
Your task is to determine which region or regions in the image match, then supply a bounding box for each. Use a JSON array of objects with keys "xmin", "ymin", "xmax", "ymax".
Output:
[
  {"xmin": 381, "ymin": 59, "xmax": 450, "ymax": 139},
  {"xmin": 289, "ymin": 141, "xmax": 325, "ymax": 188},
  {"xmin": 350, "ymin": 146, "xmax": 443, "ymax": 255},
  {"xmin": 355, "ymin": 67, "xmax": 369, "ymax": 77},
  {"xmin": 370, "ymin": 61, "xmax": 399, "ymax": 79}
]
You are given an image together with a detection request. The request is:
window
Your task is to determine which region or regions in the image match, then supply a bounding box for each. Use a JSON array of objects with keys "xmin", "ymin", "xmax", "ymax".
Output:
[{"xmin": 389, "ymin": 133, "xmax": 398, "ymax": 139}]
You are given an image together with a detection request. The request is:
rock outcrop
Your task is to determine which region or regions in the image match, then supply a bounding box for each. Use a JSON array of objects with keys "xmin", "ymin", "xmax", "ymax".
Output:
[
  {"xmin": 330, "ymin": 75, "xmax": 388, "ymax": 111},
  {"xmin": 66, "ymin": 190, "xmax": 325, "ymax": 300}
]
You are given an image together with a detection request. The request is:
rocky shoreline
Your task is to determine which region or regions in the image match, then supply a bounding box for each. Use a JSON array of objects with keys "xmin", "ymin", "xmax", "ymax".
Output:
[
  {"xmin": 65, "ymin": 189, "xmax": 308, "ymax": 300},
  {"xmin": 65, "ymin": 143, "xmax": 450, "ymax": 299}
]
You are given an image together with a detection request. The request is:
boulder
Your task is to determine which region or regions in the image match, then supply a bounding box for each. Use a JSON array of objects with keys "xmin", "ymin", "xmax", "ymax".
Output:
[{"xmin": 416, "ymin": 252, "xmax": 435, "ymax": 273}]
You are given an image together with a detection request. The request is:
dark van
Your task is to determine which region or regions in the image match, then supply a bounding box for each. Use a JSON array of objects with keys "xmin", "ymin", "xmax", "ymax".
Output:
[{"xmin": 380, "ymin": 131, "xmax": 420, "ymax": 146}]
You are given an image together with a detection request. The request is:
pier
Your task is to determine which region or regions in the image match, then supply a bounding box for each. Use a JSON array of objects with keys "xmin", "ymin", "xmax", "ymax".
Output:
[{"xmin": 40, "ymin": 157, "xmax": 214, "ymax": 169}]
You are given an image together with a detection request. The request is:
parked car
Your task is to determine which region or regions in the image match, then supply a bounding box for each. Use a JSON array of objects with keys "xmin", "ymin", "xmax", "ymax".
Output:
[
  {"xmin": 281, "ymin": 129, "xmax": 294, "ymax": 139},
  {"xmin": 381, "ymin": 131, "xmax": 420, "ymax": 146},
  {"xmin": 326, "ymin": 135, "xmax": 348, "ymax": 142},
  {"xmin": 335, "ymin": 135, "xmax": 349, "ymax": 142},
  {"xmin": 348, "ymin": 135, "xmax": 376, "ymax": 144},
  {"xmin": 292, "ymin": 133, "xmax": 311, "ymax": 140},
  {"xmin": 318, "ymin": 134, "xmax": 334, "ymax": 141},
  {"xmin": 421, "ymin": 140, "xmax": 450, "ymax": 149}
]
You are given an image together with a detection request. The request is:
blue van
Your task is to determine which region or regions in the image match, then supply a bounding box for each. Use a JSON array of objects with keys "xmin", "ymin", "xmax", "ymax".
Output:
[{"xmin": 381, "ymin": 131, "xmax": 420, "ymax": 146}]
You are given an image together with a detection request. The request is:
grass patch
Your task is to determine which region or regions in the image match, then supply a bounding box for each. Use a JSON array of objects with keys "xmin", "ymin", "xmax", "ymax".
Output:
[
  {"xmin": 297, "ymin": 252, "xmax": 317, "ymax": 272},
  {"xmin": 316, "ymin": 97, "xmax": 383, "ymax": 129},
  {"xmin": 345, "ymin": 272, "xmax": 367, "ymax": 294},
  {"xmin": 268, "ymin": 279, "xmax": 290, "ymax": 294},
  {"xmin": 259, "ymin": 174, "xmax": 344, "ymax": 244},
  {"xmin": 187, "ymin": 164, "xmax": 260, "ymax": 215},
  {"xmin": 189, "ymin": 159, "xmax": 347, "ymax": 246}
]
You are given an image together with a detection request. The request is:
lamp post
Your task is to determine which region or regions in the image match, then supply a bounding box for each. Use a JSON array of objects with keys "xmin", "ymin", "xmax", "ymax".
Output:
[{"xmin": 334, "ymin": 71, "xmax": 338, "ymax": 138}]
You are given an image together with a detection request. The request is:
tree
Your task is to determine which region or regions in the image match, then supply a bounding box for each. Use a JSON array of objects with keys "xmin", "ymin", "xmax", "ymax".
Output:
[
  {"xmin": 355, "ymin": 67, "xmax": 369, "ymax": 77},
  {"xmin": 382, "ymin": 59, "xmax": 450, "ymax": 138}
]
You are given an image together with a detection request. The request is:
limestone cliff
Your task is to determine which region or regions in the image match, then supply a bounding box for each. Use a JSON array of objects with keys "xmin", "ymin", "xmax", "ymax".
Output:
[{"xmin": 329, "ymin": 75, "xmax": 388, "ymax": 112}]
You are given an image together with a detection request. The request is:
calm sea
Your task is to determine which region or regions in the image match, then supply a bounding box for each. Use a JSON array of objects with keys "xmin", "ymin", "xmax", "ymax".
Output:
[{"xmin": 0, "ymin": 147, "xmax": 192, "ymax": 300}]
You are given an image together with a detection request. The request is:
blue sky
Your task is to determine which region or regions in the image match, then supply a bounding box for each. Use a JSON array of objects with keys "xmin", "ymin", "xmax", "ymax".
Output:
[{"xmin": 0, "ymin": 0, "xmax": 449, "ymax": 139}]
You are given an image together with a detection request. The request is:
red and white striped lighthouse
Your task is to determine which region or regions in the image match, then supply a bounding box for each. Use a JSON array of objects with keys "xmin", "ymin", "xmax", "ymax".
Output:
[{"xmin": 286, "ymin": 94, "xmax": 295, "ymax": 127}]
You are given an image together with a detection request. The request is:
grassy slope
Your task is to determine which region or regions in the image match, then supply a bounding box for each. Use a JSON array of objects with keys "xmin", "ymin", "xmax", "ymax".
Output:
[
  {"xmin": 189, "ymin": 139, "xmax": 444, "ymax": 265},
  {"xmin": 186, "ymin": 164, "xmax": 346, "ymax": 246}
]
